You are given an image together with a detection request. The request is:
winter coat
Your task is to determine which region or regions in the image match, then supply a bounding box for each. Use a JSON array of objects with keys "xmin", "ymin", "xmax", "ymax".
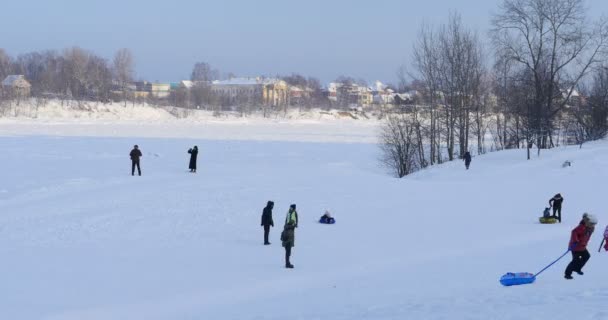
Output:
[
  {"xmin": 464, "ymin": 152, "xmax": 472, "ymax": 164},
  {"xmin": 130, "ymin": 148, "xmax": 142, "ymax": 161},
  {"xmin": 188, "ymin": 147, "xmax": 198, "ymax": 169},
  {"xmin": 549, "ymin": 194, "xmax": 564, "ymax": 209},
  {"xmin": 604, "ymin": 226, "xmax": 608, "ymax": 251},
  {"xmin": 261, "ymin": 201, "xmax": 274, "ymax": 227},
  {"xmin": 282, "ymin": 209, "xmax": 298, "ymax": 248},
  {"xmin": 569, "ymin": 223, "xmax": 594, "ymax": 252}
]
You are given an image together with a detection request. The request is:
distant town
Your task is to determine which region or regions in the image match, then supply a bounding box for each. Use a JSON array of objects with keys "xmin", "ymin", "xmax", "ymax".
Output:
[{"xmin": 0, "ymin": 49, "xmax": 418, "ymax": 113}]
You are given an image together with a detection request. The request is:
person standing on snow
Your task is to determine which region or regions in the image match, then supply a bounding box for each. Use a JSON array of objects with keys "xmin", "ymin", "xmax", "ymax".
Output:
[
  {"xmin": 188, "ymin": 146, "xmax": 198, "ymax": 173},
  {"xmin": 549, "ymin": 193, "xmax": 564, "ymax": 223},
  {"xmin": 565, "ymin": 213, "xmax": 597, "ymax": 279},
  {"xmin": 261, "ymin": 201, "xmax": 274, "ymax": 245},
  {"xmin": 282, "ymin": 204, "xmax": 298, "ymax": 268},
  {"xmin": 130, "ymin": 145, "xmax": 142, "ymax": 176},
  {"xmin": 463, "ymin": 151, "xmax": 472, "ymax": 170}
]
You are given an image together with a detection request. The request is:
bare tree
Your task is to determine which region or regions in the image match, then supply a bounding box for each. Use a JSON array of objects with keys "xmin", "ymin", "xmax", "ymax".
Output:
[
  {"xmin": 412, "ymin": 22, "xmax": 442, "ymax": 164},
  {"xmin": 112, "ymin": 48, "xmax": 135, "ymax": 107},
  {"xmin": 191, "ymin": 62, "xmax": 219, "ymax": 82},
  {"xmin": 491, "ymin": 0, "xmax": 608, "ymax": 157},
  {"xmin": 380, "ymin": 115, "xmax": 424, "ymax": 178},
  {"xmin": 86, "ymin": 55, "xmax": 112, "ymax": 102},
  {"xmin": 62, "ymin": 47, "xmax": 90, "ymax": 105},
  {"xmin": 570, "ymin": 66, "xmax": 608, "ymax": 145},
  {"xmin": 0, "ymin": 49, "xmax": 11, "ymax": 81}
]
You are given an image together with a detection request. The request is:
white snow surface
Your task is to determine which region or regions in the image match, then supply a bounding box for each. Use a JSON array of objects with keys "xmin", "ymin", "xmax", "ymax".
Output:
[
  {"xmin": 0, "ymin": 118, "xmax": 607, "ymax": 319},
  {"xmin": 0, "ymin": 100, "xmax": 380, "ymax": 143}
]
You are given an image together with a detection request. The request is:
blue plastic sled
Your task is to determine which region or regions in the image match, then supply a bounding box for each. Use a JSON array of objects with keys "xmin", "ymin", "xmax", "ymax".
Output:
[
  {"xmin": 499, "ymin": 249, "xmax": 570, "ymax": 287},
  {"xmin": 499, "ymin": 272, "xmax": 536, "ymax": 286},
  {"xmin": 319, "ymin": 217, "xmax": 335, "ymax": 224}
]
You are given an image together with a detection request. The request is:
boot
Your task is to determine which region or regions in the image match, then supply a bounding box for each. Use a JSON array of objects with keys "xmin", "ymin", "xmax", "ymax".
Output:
[{"xmin": 285, "ymin": 254, "xmax": 294, "ymax": 269}]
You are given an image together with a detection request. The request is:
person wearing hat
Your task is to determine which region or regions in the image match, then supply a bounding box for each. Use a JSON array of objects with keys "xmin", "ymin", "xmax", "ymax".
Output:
[
  {"xmin": 129, "ymin": 145, "xmax": 143, "ymax": 176},
  {"xmin": 565, "ymin": 213, "xmax": 597, "ymax": 279},
  {"xmin": 549, "ymin": 193, "xmax": 564, "ymax": 223},
  {"xmin": 261, "ymin": 201, "xmax": 274, "ymax": 245},
  {"xmin": 281, "ymin": 204, "xmax": 298, "ymax": 268},
  {"xmin": 188, "ymin": 146, "xmax": 198, "ymax": 173}
]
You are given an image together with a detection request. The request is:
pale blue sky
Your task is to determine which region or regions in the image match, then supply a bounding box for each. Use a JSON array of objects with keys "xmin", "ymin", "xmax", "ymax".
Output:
[{"xmin": 1, "ymin": 0, "xmax": 607, "ymax": 84}]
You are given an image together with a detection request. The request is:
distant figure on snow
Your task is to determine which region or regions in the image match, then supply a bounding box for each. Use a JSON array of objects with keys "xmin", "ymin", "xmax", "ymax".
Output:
[
  {"xmin": 130, "ymin": 145, "xmax": 142, "ymax": 176},
  {"xmin": 261, "ymin": 201, "xmax": 274, "ymax": 245},
  {"xmin": 463, "ymin": 151, "xmax": 472, "ymax": 170},
  {"xmin": 565, "ymin": 213, "xmax": 597, "ymax": 279},
  {"xmin": 282, "ymin": 204, "xmax": 298, "ymax": 268},
  {"xmin": 188, "ymin": 146, "xmax": 198, "ymax": 173},
  {"xmin": 549, "ymin": 193, "xmax": 564, "ymax": 223},
  {"xmin": 319, "ymin": 210, "xmax": 335, "ymax": 224},
  {"xmin": 543, "ymin": 207, "xmax": 551, "ymax": 218}
]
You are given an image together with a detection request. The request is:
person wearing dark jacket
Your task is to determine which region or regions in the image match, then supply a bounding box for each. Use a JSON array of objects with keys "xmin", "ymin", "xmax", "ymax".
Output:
[
  {"xmin": 188, "ymin": 146, "xmax": 198, "ymax": 173},
  {"xmin": 130, "ymin": 145, "xmax": 142, "ymax": 176},
  {"xmin": 463, "ymin": 151, "xmax": 472, "ymax": 170},
  {"xmin": 261, "ymin": 201, "xmax": 274, "ymax": 245},
  {"xmin": 549, "ymin": 193, "xmax": 564, "ymax": 223},
  {"xmin": 565, "ymin": 213, "xmax": 597, "ymax": 279},
  {"xmin": 282, "ymin": 204, "xmax": 298, "ymax": 268}
]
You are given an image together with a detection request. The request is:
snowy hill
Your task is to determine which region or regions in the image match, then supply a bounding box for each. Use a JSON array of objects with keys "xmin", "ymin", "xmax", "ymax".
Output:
[{"xmin": 0, "ymin": 123, "xmax": 607, "ymax": 319}]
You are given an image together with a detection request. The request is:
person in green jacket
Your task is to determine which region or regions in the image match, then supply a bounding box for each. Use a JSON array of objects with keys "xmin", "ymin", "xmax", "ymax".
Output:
[{"xmin": 282, "ymin": 204, "xmax": 298, "ymax": 268}]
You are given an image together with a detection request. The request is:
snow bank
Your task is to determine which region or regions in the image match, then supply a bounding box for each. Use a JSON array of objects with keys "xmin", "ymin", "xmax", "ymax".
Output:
[{"xmin": 0, "ymin": 100, "xmax": 382, "ymax": 143}]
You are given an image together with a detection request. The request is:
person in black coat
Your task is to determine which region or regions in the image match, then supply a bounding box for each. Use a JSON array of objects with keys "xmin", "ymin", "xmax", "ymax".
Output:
[
  {"xmin": 130, "ymin": 145, "xmax": 142, "ymax": 176},
  {"xmin": 463, "ymin": 151, "xmax": 472, "ymax": 170},
  {"xmin": 549, "ymin": 193, "xmax": 564, "ymax": 223},
  {"xmin": 261, "ymin": 201, "xmax": 274, "ymax": 245},
  {"xmin": 188, "ymin": 146, "xmax": 198, "ymax": 173}
]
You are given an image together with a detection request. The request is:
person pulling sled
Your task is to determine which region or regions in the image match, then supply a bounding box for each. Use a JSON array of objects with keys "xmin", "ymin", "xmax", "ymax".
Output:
[{"xmin": 565, "ymin": 213, "xmax": 597, "ymax": 280}]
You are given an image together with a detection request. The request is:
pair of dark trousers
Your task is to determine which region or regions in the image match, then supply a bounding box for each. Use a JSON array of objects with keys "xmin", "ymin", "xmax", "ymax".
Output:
[
  {"xmin": 285, "ymin": 246, "xmax": 292, "ymax": 265},
  {"xmin": 565, "ymin": 249, "xmax": 590, "ymax": 276},
  {"xmin": 553, "ymin": 206, "xmax": 562, "ymax": 222},
  {"xmin": 263, "ymin": 225, "xmax": 270, "ymax": 244},
  {"xmin": 131, "ymin": 160, "xmax": 141, "ymax": 176}
]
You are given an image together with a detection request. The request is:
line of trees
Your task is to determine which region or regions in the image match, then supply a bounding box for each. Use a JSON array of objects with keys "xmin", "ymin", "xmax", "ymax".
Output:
[
  {"xmin": 382, "ymin": 0, "xmax": 608, "ymax": 177},
  {"xmin": 0, "ymin": 47, "xmax": 134, "ymax": 106}
]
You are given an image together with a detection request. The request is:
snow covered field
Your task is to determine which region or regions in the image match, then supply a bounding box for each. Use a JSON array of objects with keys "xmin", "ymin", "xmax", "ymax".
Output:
[{"xmin": 0, "ymin": 121, "xmax": 607, "ymax": 319}]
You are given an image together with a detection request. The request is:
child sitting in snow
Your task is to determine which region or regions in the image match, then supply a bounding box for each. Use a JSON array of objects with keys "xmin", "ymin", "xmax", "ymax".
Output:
[
  {"xmin": 543, "ymin": 207, "xmax": 551, "ymax": 218},
  {"xmin": 319, "ymin": 210, "xmax": 335, "ymax": 224}
]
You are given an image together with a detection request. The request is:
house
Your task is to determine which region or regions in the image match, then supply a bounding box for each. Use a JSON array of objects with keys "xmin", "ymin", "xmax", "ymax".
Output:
[
  {"xmin": 211, "ymin": 77, "xmax": 289, "ymax": 106},
  {"xmin": 289, "ymin": 86, "xmax": 314, "ymax": 105},
  {"xmin": 149, "ymin": 82, "xmax": 171, "ymax": 98},
  {"xmin": 328, "ymin": 82, "xmax": 373, "ymax": 107},
  {"xmin": 2, "ymin": 75, "xmax": 31, "ymax": 97},
  {"xmin": 370, "ymin": 81, "xmax": 395, "ymax": 105}
]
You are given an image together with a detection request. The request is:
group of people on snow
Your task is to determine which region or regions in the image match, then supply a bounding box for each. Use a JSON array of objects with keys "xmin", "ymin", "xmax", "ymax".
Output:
[
  {"xmin": 128, "ymin": 144, "xmax": 199, "ymax": 176},
  {"xmin": 539, "ymin": 192, "xmax": 606, "ymax": 280},
  {"xmin": 261, "ymin": 201, "xmax": 298, "ymax": 268},
  {"xmin": 260, "ymin": 201, "xmax": 335, "ymax": 269}
]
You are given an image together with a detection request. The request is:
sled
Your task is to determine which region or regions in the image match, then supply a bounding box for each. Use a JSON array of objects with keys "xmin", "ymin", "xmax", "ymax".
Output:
[
  {"xmin": 500, "ymin": 272, "xmax": 536, "ymax": 286},
  {"xmin": 500, "ymin": 249, "xmax": 570, "ymax": 287},
  {"xmin": 539, "ymin": 216, "xmax": 558, "ymax": 224},
  {"xmin": 319, "ymin": 217, "xmax": 335, "ymax": 224}
]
